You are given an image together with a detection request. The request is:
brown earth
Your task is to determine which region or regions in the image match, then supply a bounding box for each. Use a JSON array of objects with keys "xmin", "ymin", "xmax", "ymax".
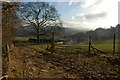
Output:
[
  {"xmin": 8, "ymin": 45, "xmax": 120, "ymax": 79},
  {"xmin": 8, "ymin": 46, "xmax": 77, "ymax": 79}
]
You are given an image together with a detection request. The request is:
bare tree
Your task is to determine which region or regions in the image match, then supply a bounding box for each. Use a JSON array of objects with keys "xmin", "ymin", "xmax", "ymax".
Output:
[
  {"xmin": 2, "ymin": 2, "xmax": 17, "ymax": 47},
  {"xmin": 2, "ymin": 2, "xmax": 18, "ymax": 75},
  {"xmin": 17, "ymin": 2, "xmax": 61, "ymax": 44}
]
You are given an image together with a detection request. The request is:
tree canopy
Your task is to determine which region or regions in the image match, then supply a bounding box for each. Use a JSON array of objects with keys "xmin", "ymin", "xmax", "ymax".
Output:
[{"xmin": 17, "ymin": 2, "xmax": 63, "ymax": 44}]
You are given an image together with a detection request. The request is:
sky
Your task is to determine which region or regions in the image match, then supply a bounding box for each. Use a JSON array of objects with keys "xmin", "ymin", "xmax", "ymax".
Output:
[
  {"xmin": 50, "ymin": 0, "xmax": 120, "ymax": 30},
  {"xmin": 1, "ymin": 0, "xmax": 120, "ymax": 30}
]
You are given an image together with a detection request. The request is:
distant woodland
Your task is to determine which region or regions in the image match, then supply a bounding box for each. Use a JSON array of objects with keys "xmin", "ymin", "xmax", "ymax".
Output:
[
  {"xmin": 65, "ymin": 25, "xmax": 120, "ymax": 43},
  {"xmin": 16, "ymin": 24, "xmax": 120, "ymax": 43}
]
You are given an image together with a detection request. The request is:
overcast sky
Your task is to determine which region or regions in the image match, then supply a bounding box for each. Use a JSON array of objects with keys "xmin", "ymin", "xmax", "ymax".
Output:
[{"xmin": 2, "ymin": 0, "xmax": 120, "ymax": 30}]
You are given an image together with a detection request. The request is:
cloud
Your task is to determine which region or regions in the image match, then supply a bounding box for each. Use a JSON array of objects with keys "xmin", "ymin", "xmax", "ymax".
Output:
[
  {"xmin": 68, "ymin": 0, "xmax": 73, "ymax": 5},
  {"xmin": 63, "ymin": 16, "xmax": 117, "ymax": 30},
  {"xmin": 70, "ymin": 0, "xmax": 119, "ymax": 29},
  {"xmin": 63, "ymin": 21, "xmax": 95, "ymax": 30},
  {"xmin": 80, "ymin": 0, "xmax": 104, "ymax": 8},
  {"xmin": 74, "ymin": 12, "xmax": 107, "ymax": 21},
  {"xmin": 68, "ymin": 0, "xmax": 79, "ymax": 6},
  {"xmin": 72, "ymin": 16, "xmax": 75, "ymax": 20},
  {"xmin": 68, "ymin": 0, "xmax": 84, "ymax": 5}
]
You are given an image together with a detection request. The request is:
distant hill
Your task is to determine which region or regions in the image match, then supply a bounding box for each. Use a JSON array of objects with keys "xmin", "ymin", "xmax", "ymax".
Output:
[
  {"xmin": 15, "ymin": 25, "xmax": 120, "ymax": 42},
  {"xmin": 64, "ymin": 27, "xmax": 88, "ymax": 36},
  {"xmin": 64, "ymin": 24, "xmax": 120, "ymax": 43},
  {"xmin": 16, "ymin": 26, "xmax": 88, "ymax": 37}
]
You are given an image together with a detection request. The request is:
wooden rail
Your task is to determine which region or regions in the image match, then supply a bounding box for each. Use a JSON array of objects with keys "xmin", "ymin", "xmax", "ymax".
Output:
[{"xmin": 91, "ymin": 45, "xmax": 106, "ymax": 54}]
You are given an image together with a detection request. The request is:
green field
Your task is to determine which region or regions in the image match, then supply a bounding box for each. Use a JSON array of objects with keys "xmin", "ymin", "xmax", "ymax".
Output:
[
  {"xmin": 27, "ymin": 43, "xmax": 119, "ymax": 55},
  {"xmin": 13, "ymin": 37, "xmax": 29, "ymax": 41},
  {"xmin": 14, "ymin": 37, "xmax": 119, "ymax": 53},
  {"xmin": 92, "ymin": 43, "xmax": 119, "ymax": 52}
]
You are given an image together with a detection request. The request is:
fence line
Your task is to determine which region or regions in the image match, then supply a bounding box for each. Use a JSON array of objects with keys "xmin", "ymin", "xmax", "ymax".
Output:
[{"xmin": 88, "ymin": 34, "xmax": 116, "ymax": 55}]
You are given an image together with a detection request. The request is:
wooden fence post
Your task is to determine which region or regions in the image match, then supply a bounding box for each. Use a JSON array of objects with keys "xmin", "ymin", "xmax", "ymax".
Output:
[
  {"xmin": 113, "ymin": 33, "xmax": 115, "ymax": 55},
  {"xmin": 6, "ymin": 44, "xmax": 10, "ymax": 63},
  {"xmin": 50, "ymin": 32, "xmax": 55, "ymax": 54},
  {"xmin": 88, "ymin": 36, "xmax": 91, "ymax": 54}
]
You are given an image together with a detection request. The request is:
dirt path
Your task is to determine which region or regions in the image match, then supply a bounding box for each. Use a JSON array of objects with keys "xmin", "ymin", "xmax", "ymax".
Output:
[{"xmin": 9, "ymin": 45, "xmax": 76, "ymax": 79}]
